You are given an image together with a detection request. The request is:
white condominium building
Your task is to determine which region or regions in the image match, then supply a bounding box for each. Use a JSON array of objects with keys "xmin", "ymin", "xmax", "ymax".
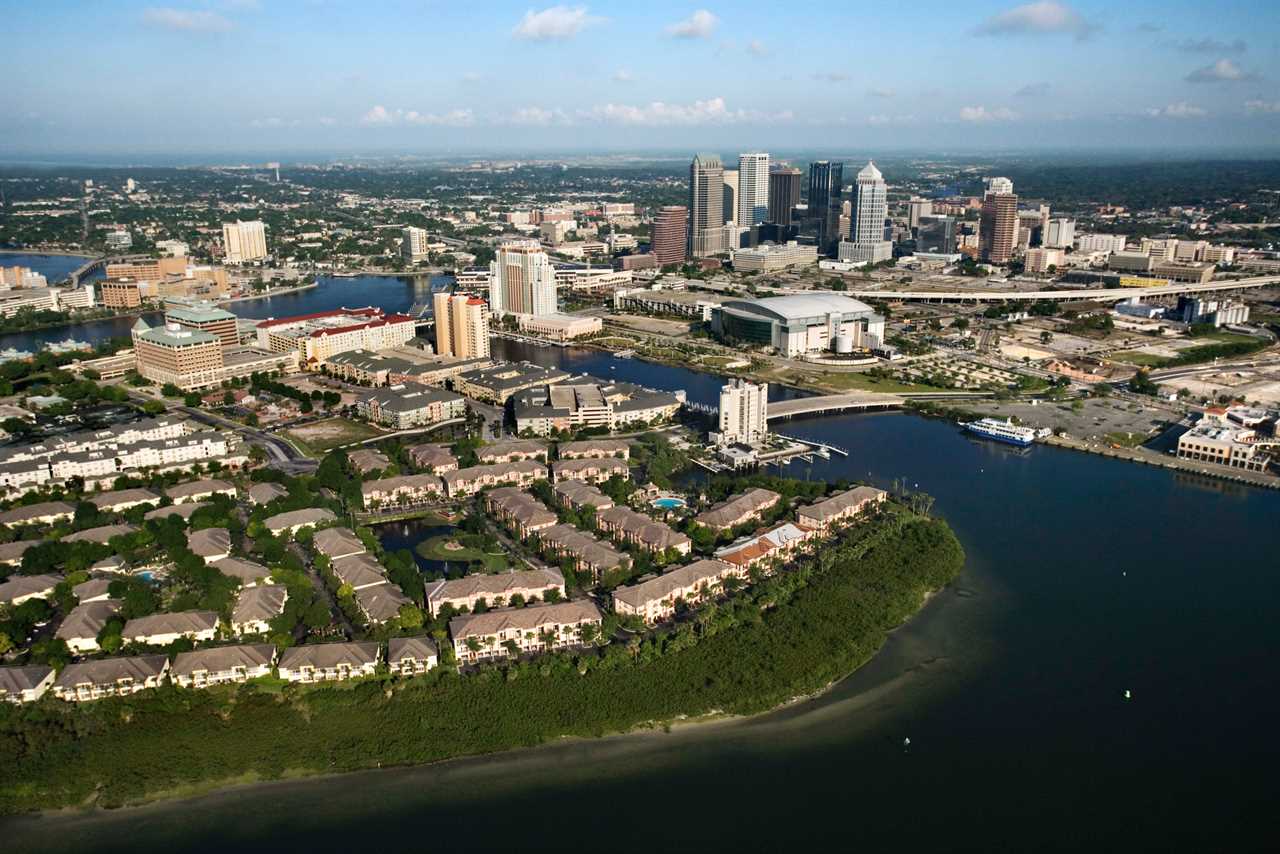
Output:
[
  {"xmin": 489, "ymin": 238, "xmax": 557, "ymax": 317},
  {"xmin": 222, "ymin": 220, "xmax": 267, "ymax": 263},
  {"xmin": 402, "ymin": 226, "xmax": 430, "ymax": 263},
  {"xmin": 736, "ymin": 152, "xmax": 770, "ymax": 229},
  {"xmin": 718, "ymin": 379, "xmax": 768, "ymax": 445}
]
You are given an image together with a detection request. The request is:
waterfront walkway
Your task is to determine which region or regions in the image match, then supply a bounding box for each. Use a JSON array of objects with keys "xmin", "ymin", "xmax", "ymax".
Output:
[{"xmin": 766, "ymin": 390, "xmax": 990, "ymax": 420}]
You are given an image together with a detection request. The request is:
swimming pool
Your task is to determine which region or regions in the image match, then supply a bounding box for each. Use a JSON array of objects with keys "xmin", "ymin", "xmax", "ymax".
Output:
[{"xmin": 651, "ymin": 497, "xmax": 686, "ymax": 510}]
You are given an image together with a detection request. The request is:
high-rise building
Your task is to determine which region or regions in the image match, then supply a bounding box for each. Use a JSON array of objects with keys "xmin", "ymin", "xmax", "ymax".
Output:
[
  {"xmin": 222, "ymin": 220, "xmax": 267, "ymax": 264},
  {"xmin": 916, "ymin": 215, "xmax": 957, "ymax": 255},
  {"xmin": 907, "ymin": 199, "xmax": 933, "ymax": 231},
  {"xmin": 489, "ymin": 238, "xmax": 557, "ymax": 317},
  {"xmin": 979, "ymin": 192, "xmax": 1019, "ymax": 264},
  {"xmin": 722, "ymin": 169, "xmax": 738, "ymax": 224},
  {"xmin": 768, "ymin": 167, "xmax": 802, "ymax": 226},
  {"xmin": 651, "ymin": 205, "xmax": 688, "ymax": 267},
  {"xmin": 689, "ymin": 154, "xmax": 726, "ymax": 257},
  {"xmin": 164, "ymin": 304, "xmax": 239, "ymax": 349},
  {"xmin": 984, "ymin": 176, "xmax": 1014, "ymax": 196},
  {"xmin": 1044, "ymin": 218, "xmax": 1076, "ymax": 249},
  {"xmin": 402, "ymin": 227, "xmax": 430, "ymax": 263},
  {"xmin": 806, "ymin": 160, "xmax": 844, "ymax": 253},
  {"xmin": 839, "ymin": 162, "xmax": 893, "ymax": 264},
  {"xmin": 717, "ymin": 379, "xmax": 768, "ymax": 446},
  {"xmin": 433, "ymin": 292, "xmax": 491, "ymax": 359},
  {"xmin": 736, "ymin": 153, "xmax": 770, "ymax": 230}
]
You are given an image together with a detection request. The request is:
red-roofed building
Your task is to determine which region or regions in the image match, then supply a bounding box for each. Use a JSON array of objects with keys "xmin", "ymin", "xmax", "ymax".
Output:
[{"xmin": 255, "ymin": 307, "xmax": 417, "ymax": 363}]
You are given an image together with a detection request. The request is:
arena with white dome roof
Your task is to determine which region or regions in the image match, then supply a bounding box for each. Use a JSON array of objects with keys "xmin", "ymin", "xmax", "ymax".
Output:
[{"xmin": 709, "ymin": 293, "xmax": 886, "ymax": 357}]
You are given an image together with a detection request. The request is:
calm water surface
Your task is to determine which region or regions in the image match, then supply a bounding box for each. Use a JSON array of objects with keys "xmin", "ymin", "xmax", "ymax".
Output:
[{"xmin": 3, "ymin": 291, "xmax": 1278, "ymax": 852}]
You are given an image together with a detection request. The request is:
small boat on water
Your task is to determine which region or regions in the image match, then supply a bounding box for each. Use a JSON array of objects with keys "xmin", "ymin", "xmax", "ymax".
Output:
[{"xmin": 962, "ymin": 417, "xmax": 1051, "ymax": 447}]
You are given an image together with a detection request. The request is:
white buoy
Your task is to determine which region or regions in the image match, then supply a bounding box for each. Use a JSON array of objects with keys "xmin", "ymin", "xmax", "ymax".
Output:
[{"xmin": 1124, "ymin": 689, "xmax": 1132, "ymax": 700}]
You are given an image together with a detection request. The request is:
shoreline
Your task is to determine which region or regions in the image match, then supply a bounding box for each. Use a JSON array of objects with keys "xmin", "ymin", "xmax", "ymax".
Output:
[{"xmin": 16, "ymin": 578, "xmax": 951, "ymax": 822}]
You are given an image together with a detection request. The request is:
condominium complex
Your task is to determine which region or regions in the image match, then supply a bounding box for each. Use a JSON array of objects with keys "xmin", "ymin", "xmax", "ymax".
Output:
[
  {"xmin": 689, "ymin": 153, "xmax": 726, "ymax": 257},
  {"xmin": 488, "ymin": 238, "xmax": 557, "ymax": 317},
  {"xmin": 717, "ymin": 379, "xmax": 768, "ymax": 445},
  {"xmin": 1075, "ymin": 233, "xmax": 1128, "ymax": 254},
  {"xmin": 402, "ymin": 226, "xmax": 430, "ymax": 263},
  {"xmin": 450, "ymin": 600, "xmax": 602, "ymax": 664},
  {"xmin": 651, "ymin": 205, "xmax": 688, "ymax": 267},
  {"xmin": 432, "ymin": 292, "xmax": 491, "ymax": 358},
  {"xmin": 356, "ymin": 385, "xmax": 467, "ymax": 428},
  {"xmin": 512, "ymin": 375, "xmax": 684, "ymax": 437},
  {"xmin": 731, "ymin": 241, "xmax": 818, "ymax": 272},
  {"xmin": 222, "ymin": 220, "xmax": 268, "ymax": 263},
  {"xmin": 1044, "ymin": 218, "xmax": 1076, "ymax": 249},
  {"xmin": 255, "ymin": 307, "xmax": 417, "ymax": 364},
  {"xmin": 736, "ymin": 152, "xmax": 770, "ymax": 230}
]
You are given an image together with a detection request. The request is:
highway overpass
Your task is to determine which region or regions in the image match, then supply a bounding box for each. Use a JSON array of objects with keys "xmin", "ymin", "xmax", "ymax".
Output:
[{"xmin": 828, "ymin": 275, "xmax": 1280, "ymax": 305}]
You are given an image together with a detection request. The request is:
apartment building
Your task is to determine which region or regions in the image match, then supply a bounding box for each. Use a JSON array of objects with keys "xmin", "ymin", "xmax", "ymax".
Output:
[
  {"xmin": 453, "ymin": 362, "xmax": 570, "ymax": 404},
  {"xmin": 556, "ymin": 439, "xmax": 630, "ymax": 460},
  {"xmin": 230, "ymin": 585, "xmax": 290, "ymax": 635},
  {"xmin": 440, "ymin": 460, "xmax": 547, "ymax": 498},
  {"xmin": 432, "ymin": 292, "xmax": 491, "ymax": 359},
  {"xmin": 476, "ymin": 440, "xmax": 548, "ymax": 464},
  {"xmin": 222, "ymin": 220, "xmax": 268, "ymax": 263},
  {"xmin": 512, "ymin": 375, "xmax": 684, "ymax": 437},
  {"xmin": 166, "ymin": 478, "xmax": 236, "ymax": 504},
  {"xmin": 355, "ymin": 583, "xmax": 412, "ymax": 625},
  {"xmin": 361, "ymin": 473, "xmax": 446, "ymax": 510},
  {"xmin": 357, "ymin": 385, "xmax": 466, "ymax": 429},
  {"xmin": 550, "ymin": 457, "xmax": 630, "ymax": 485},
  {"xmin": 187, "ymin": 527, "xmax": 232, "ymax": 562},
  {"xmin": 170, "ymin": 644, "xmax": 276, "ymax": 688},
  {"xmin": 693, "ymin": 488, "xmax": 781, "ymax": 531},
  {"xmin": 407, "ymin": 444, "xmax": 458, "ymax": 472},
  {"xmin": 313, "ymin": 527, "xmax": 366, "ymax": 561},
  {"xmin": 450, "ymin": 600, "xmax": 603, "ymax": 664},
  {"xmin": 0, "ymin": 665, "xmax": 55, "ymax": 704},
  {"xmin": 596, "ymin": 506, "xmax": 692, "ymax": 555},
  {"xmin": 52, "ymin": 655, "xmax": 170, "ymax": 702},
  {"xmin": 485, "ymin": 487, "xmax": 558, "ymax": 538},
  {"xmin": 612, "ymin": 559, "xmax": 743, "ymax": 624},
  {"xmin": 262, "ymin": 507, "xmax": 336, "ymax": 536},
  {"xmin": 277, "ymin": 641, "xmax": 380, "ymax": 684},
  {"xmin": 122, "ymin": 610, "xmax": 219, "ymax": 646},
  {"xmin": 0, "ymin": 573, "xmax": 62, "ymax": 608},
  {"xmin": 796, "ymin": 486, "xmax": 887, "ymax": 531},
  {"xmin": 536, "ymin": 523, "xmax": 627, "ymax": 580},
  {"xmin": 255, "ymin": 307, "xmax": 417, "ymax": 365},
  {"xmin": 424, "ymin": 568, "xmax": 566, "ymax": 616},
  {"xmin": 714, "ymin": 521, "xmax": 815, "ymax": 572},
  {"xmin": 55, "ymin": 600, "xmax": 122, "ymax": 653},
  {"xmin": 0, "ymin": 500, "xmax": 76, "ymax": 527},
  {"xmin": 552, "ymin": 480, "xmax": 615, "ymax": 513},
  {"xmin": 387, "ymin": 636, "xmax": 439, "ymax": 676}
]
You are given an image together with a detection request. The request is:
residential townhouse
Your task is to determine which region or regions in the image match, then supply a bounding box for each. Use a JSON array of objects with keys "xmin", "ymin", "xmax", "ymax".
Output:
[
  {"xmin": 796, "ymin": 486, "xmax": 887, "ymax": 531},
  {"xmin": 231, "ymin": 585, "xmax": 289, "ymax": 635},
  {"xmin": 52, "ymin": 655, "xmax": 170, "ymax": 702},
  {"xmin": 361, "ymin": 473, "xmax": 446, "ymax": 510},
  {"xmin": 355, "ymin": 583, "xmax": 412, "ymax": 625},
  {"xmin": 693, "ymin": 488, "xmax": 782, "ymax": 531},
  {"xmin": 440, "ymin": 460, "xmax": 547, "ymax": 498},
  {"xmin": 187, "ymin": 527, "xmax": 232, "ymax": 562},
  {"xmin": 63, "ymin": 523, "xmax": 138, "ymax": 544},
  {"xmin": 348, "ymin": 448, "xmax": 391, "ymax": 475},
  {"xmin": 550, "ymin": 457, "xmax": 630, "ymax": 485},
  {"xmin": 536, "ymin": 523, "xmax": 628, "ymax": 581},
  {"xmin": 484, "ymin": 487, "xmax": 558, "ymax": 538},
  {"xmin": 714, "ymin": 522, "xmax": 815, "ymax": 573},
  {"xmin": 121, "ymin": 610, "xmax": 219, "ymax": 646},
  {"xmin": 56, "ymin": 600, "xmax": 123, "ymax": 653},
  {"xmin": 556, "ymin": 439, "xmax": 630, "ymax": 460},
  {"xmin": 171, "ymin": 644, "xmax": 277, "ymax": 689},
  {"xmin": 0, "ymin": 539, "xmax": 37, "ymax": 567},
  {"xmin": 552, "ymin": 480, "xmax": 615, "ymax": 513},
  {"xmin": 166, "ymin": 478, "xmax": 236, "ymax": 504},
  {"xmin": 612, "ymin": 559, "xmax": 745, "ymax": 624},
  {"xmin": 476, "ymin": 440, "xmax": 549, "ymax": 464},
  {"xmin": 313, "ymin": 526, "xmax": 367, "ymax": 561},
  {"xmin": 277, "ymin": 641, "xmax": 380, "ymax": 684},
  {"xmin": 596, "ymin": 506, "xmax": 692, "ymax": 556},
  {"xmin": 211, "ymin": 556, "xmax": 272, "ymax": 586},
  {"xmin": 387, "ymin": 636, "xmax": 439, "ymax": 676},
  {"xmin": 89, "ymin": 488, "xmax": 162, "ymax": 514},
  {"xmin": 0, "ymin": 665, "xmax": 55, "ymax": 704},
  {"xmin": 72, "ymin": 577, "xmax": 113, "ymax": 603},
  {"xmin": 247, "ymin": 481, "xmax": 289, "ymax": 505},
  {"xmin": 450, "ymin": 600, "xmax": 603, "ymax": 664},
  {"xmin": 0, "ymin": 572, "xmax": 62, "ymax": 607},
  {"xmin": 407, "ymin": 443, "xmax": 458, "ymax": 473},
  {"xmin": 0, "ymin": 500, "xmax": 75, "ymax": 527},
  {"xmin": 331, "ymin": 553, "xmax": 389, "ymax": 591},
  {"xmin": 424, "ymin": 568, "xmax": 566, "ymax": 616},
  {"xmin": 145, "ymin": 501, "xmax": 208, "ymax": 523},
  {"xmin": 263, "ymin": 507, "xmax": 336, "ymax": 537}
]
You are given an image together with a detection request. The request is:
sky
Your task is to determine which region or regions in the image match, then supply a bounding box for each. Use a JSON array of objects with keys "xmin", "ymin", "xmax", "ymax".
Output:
[{"xmin": 5, "ymin": 0, "xmax": 1280, "ymax": 159}]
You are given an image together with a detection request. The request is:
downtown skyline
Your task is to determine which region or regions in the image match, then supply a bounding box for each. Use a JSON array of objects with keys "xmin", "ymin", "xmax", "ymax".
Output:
[{"xmin": 5, "ymin": 1, "xmax": 1280, "ymax": 157}]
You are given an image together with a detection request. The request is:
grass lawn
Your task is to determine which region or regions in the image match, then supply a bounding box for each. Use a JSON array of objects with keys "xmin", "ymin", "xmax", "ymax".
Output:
[
  {"xmin": 284, "ymin": 418, "xmax": 386, "ymax": 454},
  {"xmin": 1110, "ymin": 350, "xmax": 1170, "ymax": 367},
  {"xmin": 810, "ymin": 371, "xmax": 941, "ymax": 394},
  {"xmin": 416, "ymin": 534, "xmax": 509, "ymax": 571},
  {"xmin": 1103, "ymin": 431, "xmax": 1149, "ymax": 448}
]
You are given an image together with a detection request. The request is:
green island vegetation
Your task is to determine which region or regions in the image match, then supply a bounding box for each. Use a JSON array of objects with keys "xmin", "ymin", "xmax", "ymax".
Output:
[
  {"xmin": 416, "ymin": 532, "xmax": 509, "ymax": 573},
  {"xmin": 1113, "ymin": 335, "xmax": 1271, "ymax": 369},
  {"xmin": 0, "ymin": 503, "xmax": 962, "ymax": 813}
]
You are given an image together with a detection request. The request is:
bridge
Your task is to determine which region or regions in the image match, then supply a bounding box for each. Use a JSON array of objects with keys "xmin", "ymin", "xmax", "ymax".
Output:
[
  {"xmin": 833, "ymin": 274, "xmax": 1280, "ymax": 305},
  {"xmin": 765, "ymin": 390, "xmax": 990, "ymax": 421}
]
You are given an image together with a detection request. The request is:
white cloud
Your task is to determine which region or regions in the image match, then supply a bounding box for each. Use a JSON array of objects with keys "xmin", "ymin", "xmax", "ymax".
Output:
[
  {"xmin": 868, "ymin": 88, "xmax": 895, "ymax": 98},
  {"xmin": 1173, "ymin": 38, "xmax": 1246, "ymax": 54},
  {"xmin": 665, "ymin": 10, "xmax": 719, "ymax": 39},
  {"xmin": 582, "ymin": 97, "xmax": 790, "ymax": 126},
  {"xmin": 746, "ymin": 39, "xmax": 767, "ymax": 56},
  {"xmin": 975, "ymin": 2, "xmax": 1097, "ymax": 41},
  {"xmin": 1245, "ymin": 99, "xmax": 1280, "ymax": 114},
  {"xmin": 512, "ymin": 6, "xmax": 601, "ymax": 41},
  {"xmin": 504, "ymin": 107, "xmax": 572, "ymax": 126},
  {"xmin": 360, "ymin": 106, "xmax": 475, "ymax": 127},
  {"xmin": 142, "ymin": 7, "xmax": 234, "ymax": 32},
  {"xmin": 1145, "ymin": 102, "xmax": 1207, "ymax": 118},
  {"xmin": 612, "ymin": 69, "xmax": 634, "ymax": 83},
  {"xmin": 1186, "ymin": 58, "xmax": 1259, "ymax": 83},
  {"xmin": 959, "ymin": 105, "xmax": 1017, "ymax": 122},
  {"xmin": 812, "ymin": 71, "xmax": 849, "ymax": 82}
]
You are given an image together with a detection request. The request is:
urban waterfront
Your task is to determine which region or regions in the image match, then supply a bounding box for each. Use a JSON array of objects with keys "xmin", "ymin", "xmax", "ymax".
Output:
[{"xmin": 5, "ymin": 325, "xmax": 1278, "ymax": 851}]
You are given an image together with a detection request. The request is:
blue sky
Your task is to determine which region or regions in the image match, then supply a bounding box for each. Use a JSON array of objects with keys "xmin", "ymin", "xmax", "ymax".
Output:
[{"xmin": 5, "ymin": 0, "xmax": 1280, "ymax": 156}]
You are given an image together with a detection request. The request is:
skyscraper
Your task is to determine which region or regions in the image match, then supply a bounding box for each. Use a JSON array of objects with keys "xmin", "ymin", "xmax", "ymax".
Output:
[
  {"xmin": 717, "ymin": 379, "xmax": 768, "ymax": 446},
  {"xmin": 722, "ymin": 169, "xmax": 738, "ymax": 224},
  {"xmin": 489, "ymin": 238, "xmax": 557, "ymax": 317},
  {"xmin": 221, "ymin": 220, "xmax": 267, "ymax": 263},
  {"xmin": 736, "ymin": 152, "xmax": 770, "ymax": 230},
  {"xmin": 839, "ymin": 162, "xmax": 893, "ymax": 264},
  {"xmin": 984, "ymin": 176, "xmax": 1014, "ymax": 196},
  {"xmin": 768, "ymin": 167, "xmax": 802, "ymax": 226},
  {"xmin": 806, "ymin": 160, "xmax": 844, "ymax": 254},
  {"xmin": 980, "ymin": 192, "xmax": 1019, "ymax": 264},
  {"xmin": 651, "ymin": 205, "xmax": 689, "ymax": 267},
  {"xmin": 916, "ymin": 215, "xmax": 957, "ymax": 254},
  {"xmin": 433, "ymin": 292, "xmax": 491, "ymax": 359},
  {"xmin": 689, "ymin": 154, "xmax": 726, "ymax": 257},
  {"xmin": 907, "ymin": 199, "xmax": 933, "ymax": 231},
  {"xmin": 402, "ymin": 226, "xmax": 429, "ymax": 263}
]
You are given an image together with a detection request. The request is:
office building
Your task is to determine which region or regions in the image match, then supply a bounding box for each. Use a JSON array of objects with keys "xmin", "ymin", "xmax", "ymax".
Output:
[
  {"xmin": 0, "ymin": 266, "xmax": 48, "ymax": 289},
  {"xmin": 984, "ymin": 176, "xmax": 1014, "ymax": 196},
  {"xmin": 132, "ymin": 318, "xmax": 298, "ymax": 390},
  {"xmin": 916, "ymin": 215, "xmax": 957, "ymax": 255},
  {"xmin": 489, "ymin": 238, "xmax": 557, "ymax": 317},
  {"xmin": 907, "ymin": 199, "xmax": 933, "ymax": 231},
  {"xmin": 844, "ymin": 161, "xmax": 893, "ymax": 264},
  {"xmin": 717, "ymin": 379, "xmax": 768, "ymax": 445},
  {"xmin": 736, "ymin": 153, "xmax": 770, "ymax": 230},
  {"xmin": 806, "ymin": 160, "xmax": 844, "ymax": 253},
  {"xmin": 689, "ymin": 154, "xmax": 726, "ymax": 257},
  {"xmin": 979, "ymin": 191, "xmax": 1019, "ymax": 264},
  {"xmin": 768, "ymin": 167, "xmax": 802, "ymax": 227},
  {"xmin": 1075, "ymin": 233, "xmax": 1128, "ymax": 254},
  {"xmin": 1025, "ymin": 247, "xmax": 1065, "ymax": 274},
  {"xmin": 731, "ymin": 241, "xmax": 818, "ymax": 272},
  {"xmin": 402, "ymin": 226, "xmax": 430, "ymax": 263},
  {"xmin": 164, "ymin": 304, "xmax": 239, "ymax": 349},
  {"xmin": 432, "ymin": 292, "xmax": 490, "ymax": 359},
  {"xmin": 722, "ymin": 169, "xmax": 738, "ymax": 224},
  {"xmin": 651, "ymin": 205, "xmax": 688, "ymax": 267},
  {"xmin": 221, "ymin": 220, "xmax": 267, "ymax": 263},
  {"xmin": 1044, "ymin": 218, "xmax": 1076, "ymax": 249}
]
